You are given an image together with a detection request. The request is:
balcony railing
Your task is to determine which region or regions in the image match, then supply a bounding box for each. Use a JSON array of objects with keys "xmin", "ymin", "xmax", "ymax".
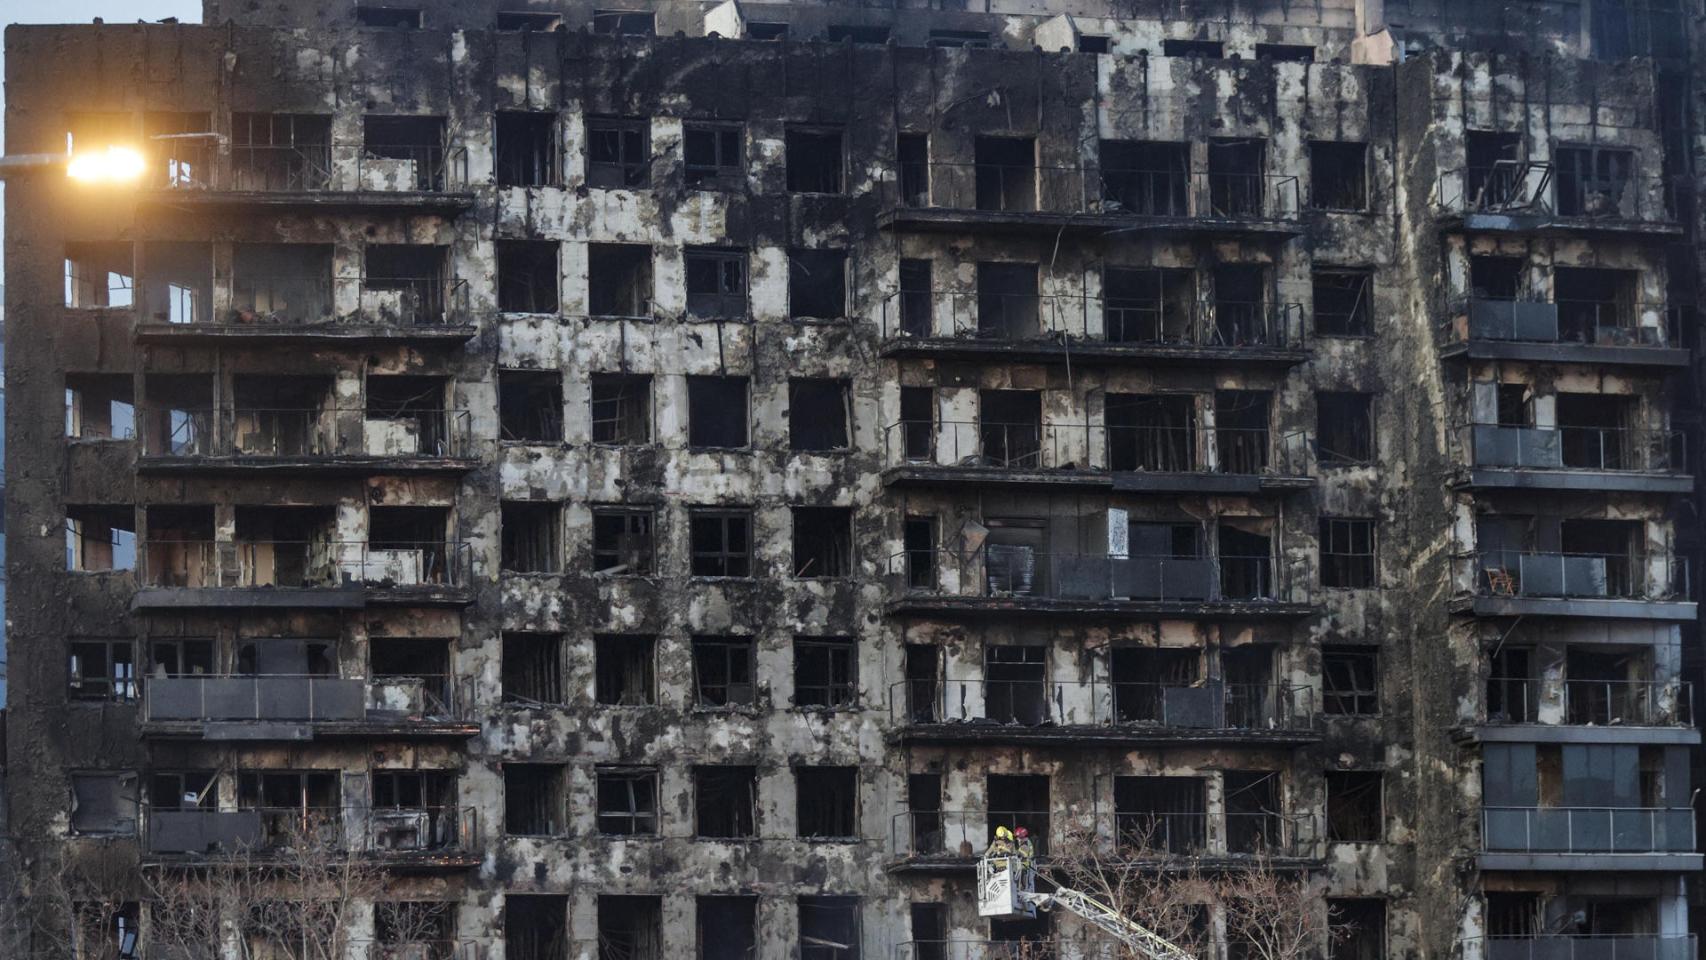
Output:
[
  {"xmin": 888, "ymin": 161, "xmax": 1300, "ymax": 220},
  {"xmin": 220, "ymin": 143, "xmax": 470, "ymax": 193},
  {"xmin": 1480, "ymin": 936, "xmax": 1697, "ymax": 960},
  {"xmin": 890, "ymin": 549, "xmax": 1311, "ymax": 607},
  {"xmin": 884, "ymin": 420, "xmax": 1313, "ymax": 477},
  {"xmin": 1486, "ymin": 678, "xmax": 1694, "ymax": 727},
  {"xmin": 144, "ymin": 804, "xmax": 477, "ymax": 856},
  {"xmin": 1460, "ymin": 551, "xmax": 1690, "ymax": 601},
  {"xmin": 1444, "ymin": 298, "xmax": 1676, "ymax": 348},
  {"xmin": 879, "ymin": 289, "xmax": 1306, "ymax": 348},
  {"xmin": 1457, "ymin": 424, "xmax": 1686, "ymax": 473},
  {"xmin": 140, "ymin": 407, "xmax": 472, "ymax": 460},
  {"xmin": 140, "ymin": 540, "xmax": 471, "ymax": 591},
  {"xmin": 889, "ymin": 807, "xmax": 1320, "ymax": 860},
  {"xmin": 1482, "ymin": 806, "xmax": 1696, "ymax": 854},
  {"xmin": 141, "ymin": 674, "xmax": 474, "ymax": 725},
  {"xmin": 1439, "ymin": 164, "xmax": 1676, "ymax": 224},
  {"xmin": 890, "ymin": 677, "xmax": 1315, "ymax": 732}
]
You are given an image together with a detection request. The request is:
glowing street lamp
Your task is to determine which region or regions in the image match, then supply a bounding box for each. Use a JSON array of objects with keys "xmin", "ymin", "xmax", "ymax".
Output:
[{"xmin": 65, "ymin": 145, "xmax": 147, "ymax": 184}]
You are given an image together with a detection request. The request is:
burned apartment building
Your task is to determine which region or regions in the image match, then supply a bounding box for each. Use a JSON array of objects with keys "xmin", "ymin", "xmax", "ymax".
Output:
[{"xmin": 3, "ymin": 0, "xmax": 1705, "ymax": 958}]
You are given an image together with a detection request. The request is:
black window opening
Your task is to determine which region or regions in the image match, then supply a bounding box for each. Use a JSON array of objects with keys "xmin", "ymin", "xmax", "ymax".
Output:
[
  {"xmin": 1326, "ymin": 771, "xmax": 1384, "ymax": 842},
  {"xmin": 693, "ymin": 636, "xmax": 756, "ymax": 708},
  {"xmin": 588, "ymin": 243, "xmax": 653, "ymax": 319},
  {"xmin": 1224, "ymin": 770, "xmax": 1283, "ymax": 854},
  {"xmin": 1207, "ymin": 139, "xmax": 1268, "ymax": 218},
  {"xmin": 366, "ymin": 374, "xmax": 452, "ymax": 455},
  {"xmin": 1317, "ymin": 392, "xmax": 1375, "ymax": 465},
  {"xmin": 69, "ymin": 638, "xmax": 138, "ymax": 702},
  {"xmin": 1557, "ymin": 392, "xmax": 1639, "ymax": 470},
  {"xmin": 363, "ymin": 115, "xmax": 448, "ymax": 190},
  {"xmin": 795, "ymin": 637, "xmax": 857, "ymax": 708},
  {"xmin": 826, "ymin": 24, "xmax": 889, "ymax": 44},
  {"xmin": 497, "ymin": 240, "xmax": 559, "ymax": 313},
  {"xmin": 690, "ymin": 509, "xmax": 752, "ymax": 577},
  {"xmin": 64, "ymin": 241, "xmax": 135, "ymax": 308},
  {"xmin": 899, "ymin": 386, "xmax": 935, "ymax": 461},
  {"xmin": 503, "ymin": 763, "xmax": 565, "ymax": 835},
  {"xmin": 506, "ymin": 895, "xmax": 568, "ymax": 960},
  {"xmin": 1104, "ymin": 266, "xmax": 1194, "ymax": 343},
  {"xmin": 591, "ymin": 507, "xmax": 655, "ymax": 576},
  {"xmin": 502, "ymin": 632, "xmax": 565, "ymax": 705},
  {"xmin": 1213, "ymin": 389, "xmax": 1272, "ymax": 474},
  {"xmin": 975, "ymin": 137, "xmax": 1036, "ymax": 212},
  {"xmin": 684, "ymin": 248, "xmax": 748, "ymax": 319},
  {"xmin": 695, "ymin": 765, "xmax": 757, "ymax": 838},
  {"xmin": 789, "ymin": 249, "xmax": 848, "ymax": 321},
  {"xmin": 1163, "ymin": 38, "xmax": 1223, "ymax": 57},
  {"xmin": 897, "ymin": 134, "xmax": 929, "ymax": 208},
  {"xmin": 501, "ymin": 501, "xmax": 562, "ymax": 573},
  {"xmin": 587, "ymin": 117, "xmax": 651, "ymax": 188},
  {"xmin": 904, "ymin": 516, "xmax": 937, "ymax": 590},
  {"xmin": 375, "ymin": 902, "xmax": 455, "ymax": 953},
  {"xmin": 230, "ymin": 112, "xmax": 333, "ymax": 192},
  {"xmin": 231, "ymin": 242, "xmax": 334, "ymax": 323},
  {"xmin": 790, "ymin": 378, "xmax": 852, "ymax": 451},
  {"xmin": 1556, "ymin": 266, "xmax": 1640, "ymax": 343},
  {"xmin": 150, "ymin": 770, "xmax": 216, "ymax": 811},
  {"xmin": 148, "ymin": 637, "xmax": 215, "ymax": 678},
  {"xmin": 597, "ymin": 768, "xmax": 659, "ymax": 836},
  {"xmin": 1077, "ymin": 35, "xmax": 1110, "ymax": 53},
  {"xmin": 1328, "ymin": 899, "xmax": 1386, "ymax": 960},
  {"xmin": 498, "ymin": 369, "xmax": 563, "ymax": 442},
  {"xmin": 929, "ymin": 29, "xmax": 993, "ymax": 48},
  {"xmin": 1321, "ymin": 518, "xmax": 1376, "ymax": 589},
  {"xmin": 497, "ymin": 11, "xmax": 563, "ymax": 31},
  {"xmin": 1217, "ymin": 523, "xmax": 1274, "ymax": 600},
  {"xmin": 595, "ymin": 635, "xmax": 656, "ymax": 706},
  {"xmin": 698, "ymin": 897, "xmax": 758, "ymax": 960},
  {"xmin": 591, "ymin": 373, "xmax": 652, "ymax": 444},
  {"xmin": 75, "ymin": 901, "xmax": 141, "ymax": 960},
  {"xmin": 905, "ymin": 774, "xmax": 944, "ymax": 853},
  {"xmin": 786, "ymin": 128, "xmax": 844, "ymax": 194},
  {"xmin": 987, "ymin": 774, "xmax": 1051, "ymax": 854},
  {"xmin": 356, "ymin": 6, "xmax": 422, "ymax": 28},
  {"xmin": 686, "ymin": 375, "xmax": 749, "ymax": 449},
  {"xmin": 364, "ymin": 244, "xmax": 448, "ymax": 324},
  {"xmin": 1255, "ymin": 43, "xmax": 1315, "ymax": 62},
  {"xmin": 1111, "ymin": 646, "xmax": 1201, "ymax": 723},
  {"xmin": 1100, "ymin": 140, "xmax": 1190, "ymax": 217},
  {"xmin": 746, "ymin": 21, "xmax": 789, "ymax": 40},
  {"xmin": 796, "ymin": 766, "xmax": 859, "ymax": 839},
  {"xmin": 793, "ymin": 507, "xmax": 853, "ymax": 578},
  {"xmin": 593, "ymin": 10, "xmax": 656, "ymax": 36},
  {"xmin": 897, "ymin": 258, "xmax": 933, "ymax": 336},
  {"xmin": 138, "ymin": 240, "xmax": 213, "ymax": 325},
  {"xmin": 798, "ymin": 898, "xmax": 861, "ymax": 960},
  {"xmin": 598, "ymin": 896, "xmax": 663, "ymax": 960},
  {"xmin": 1213, "ymin": 264, "xmax": 1272, "ymax": 345},
  {"xmin": 495, "ymin": 112, "xmax": 559, "ymax": 187},
  {"xmin": 684, "ymin": 123, "xmax": 743, "ymax": 187},
  {"xmin": 976, "ymin": 262, "xmax": 1040, "ymax": 339},
  {"xmin": 1465, "ymin": 131, "xmax": 1526, "ymax": 209},
  {"xmin": 1554, "ymin": 146, "xmax": 1637, "ymax": 218},
  {"xmin": 1323, "ymin": 647, "xmax": 1379, "ymax": 716},
  {"xmin": 904, "ymin": 645, "xmax": 942, "ymax": 724},
  {"xmin": 1107, "ymin": 394, "xmax": 1198, "ymax": 472},
  {"xmin": 984, "ymin": 645, "xmax": 1048, "ymax": 725},
  {"xmin": 1313, "ymin": 269, "xmax": 1373, "ymax": 337},
  {"xmin": 1114, "ymin": 776, "xmax": 1208, "ymax": 854},
  {"xmin": 1311, "ymin": 141, "xmax": 1368, "ymax": 211}
]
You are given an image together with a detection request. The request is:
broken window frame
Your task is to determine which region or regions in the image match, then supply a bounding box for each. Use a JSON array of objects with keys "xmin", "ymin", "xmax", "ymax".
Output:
[
  {"xmin": 590, "ymin": 373, "xmax": 653, "ymax": 444},
  {"xmin": 798, "ymin": 897, "xmax": 862, "ymax": 960},
  {"xmin": 683, "ymin": 122, "xmax": 744, "ymax": 188},
  {"xmin": 503, "ymin": 763, "xmax": 566, "ymax": 837},
  {"xmin": 1325, "ymin": 771, "xmax": 1384, "ymax": 842},
  {"xmin": 1320, "ymin": 517, "xmax": 1377, "ymax": 589},
  {"xmin": 684, "ymin": 247, "xmax": 748, "ymax": 320},
  {"xmin": 498, "ymin": 370, "xmax": 564, "ymax": 443},
  {"xmin": 495, "ymin": 111, "xmax": 561, "ymax": 187},
  {"xmin": 788, "ymin": 249, "xmax": 850, "ymax": 322},
  {"xmin": 789, "ymin": 378, "xmax": 853, "ymax": 451},
  {"xmin": 64, "ymin": 242, "xmax": 135, "ymax": 309},
  {"xmin": 502, "ymin": 632, "xmax": 566, "ymax": 706},
  {"xmin": 68, "ymin": 638, "xmax": 138, "ymax": 703},
  {"xmin": 1327, "ymin": 899, "xmax": 1386, "ymax": 960},
  {"xmin": 692, "ymin": 636, "xmax": 757, "ymax": 709},
  {"xmin": 595, "ymin": 634, "xmax": 657, "ymax": 706},
  {"xmin": 229, "ymin": 113, "xmax": 333, "ymax": 191},
  {"xmin": 586, "ymin": 116, "xmax": 652, "ymax": 188},
  {"xmin": 794, "ymin": 637, "xmax": 858, "ymax": 709},
  {"xmin": 785, "ymin": 127, "xmax": 845, "ymax": 194},
  {"xmin": 1323, "ymin": 647, "xmax": 1380, "ymax": 716},
  {"xmin": 501, "ymin": 501, "xmax": 563, "ymax": 574},
  {"xmin": 69, "ymin": 771, "xmax": 139, "ymax": 836},
  {"xmin": 791, "ymin": 506, "xmax": 853, "ymax": 579},
  {"xmin": 1316, "ymin": 391, "xmax": 1376, "ymax": 465},
  {"xmin": 505, "ymin": 895, "xmax": 569, "ymax": 960},
  {"xmin": 795, "ymin": 766, "xmax": 860, "ymax": 840},
  {"xmin": 66, "ymin": 505, "xmax": 138, "ymax": 573},
  {"xmin": 587, "ymin": 243, "xmax": 654, "ymax": 319},
  {"xmin": 694, "ymin": 765, "xmax": 758, "ymax": 838},
  {"xmin": 597, "ymin": 896, "xmax": 663, "ymax": 960},
  {"xmin": 689, "ymin": 508, "xmax": 753, "ymax": 578},
  {"xmin": 591, "ymin": 506, "xmax": 656, "ymax": 576},
  {"xmin": 65, "ymin": 373, "xmax": 136, "ymax": 441},
  {"xmin": 1553, "ymin": 144, "xmax": 1637, "ymax": 218},
  {"xmin": 1313, "ymin": 269, "xmax": 1374, "ymax": 337},
  {"xmin": 496, "ymin": 240, "xmax": 561, "ymax": 314},
  {"xmin": 596, "ymin": 766, "xmax": 659, "ymax": 836}
]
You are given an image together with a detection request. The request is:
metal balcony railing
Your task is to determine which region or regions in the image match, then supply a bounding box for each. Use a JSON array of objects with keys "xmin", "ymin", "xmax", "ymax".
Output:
[
  {"xmin": 1460, "ymin": 551, "xmax": 1690, "ymax": 602},
  {"xmin": 200, "ymin": 275, "xmax": 470, "ymax": 327},
  {"xmin": 878, "ymin": 289, "xmax": 1306, "ymax": 348},
  {"xmin": 1457, "ymin": 424, "xmax": 1686, "ymax": 473},
  {"xmin": 140, "ymin": 407, "xmax": 472, "ymax": 459},
  {"xmin": 889, "ymin": 807, "xmax": 1321, "ymax": 860},
  {"xmin": 139, "ymin": 540, "xmax": 472, "ymax": 591},
  {"xmin": 224, "ymin": 143, "xmax": 470, "ymax": 192},
  {"xmin": 883, "ymin": 419, "xmax": 1313, "ymax": 477},
  {"xmin": 1486, "ymin": 678, "xmax": 1694, "ymax": 727},
  {"xmin": 1438, "ymin": 164, "xmax": 1677, "ymax": 224},
  {"xmin": 1479, "ymin": 935, "xmax": 1697, "ymax": 960},
  {"xmin": 889, "ymin": 549, "xmax": 1311, "ymax": 606},
  {"xmin": 887, "ymin": 161, "xmax": 1301, "ymax": 220},
  {"xmin": 890, "ymin": 677, "xmax": 1315, "ymax": 732},
  {"xmin": 1481, "ymin": 806, "xmax": 1696, "ymax": 854},
  {"xmin": 1444, "ymin": 298, "xmax": 1676, "ymax": 348},
  {"xmin": 144, "ymin": 804, "xmax": 478, "ymax": 856},
  {"xmin": 140, "ymin": 674, "xmax": 474, "ymax": 724}
]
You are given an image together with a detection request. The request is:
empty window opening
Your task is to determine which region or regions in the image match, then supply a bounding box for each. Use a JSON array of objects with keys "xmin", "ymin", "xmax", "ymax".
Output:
[
  {"xmin": 977, "ymin": 261, "xmax": 1040, "ymax": 339},
  {"xmin": 905, "ymin": 774, "xmax": 944, "ymax": 853},
  {"xmin": 66, "ymin": 374, "xmax": 135, "ymax": 440},
  {"xmin": 746, "ymin": 21, "xmax": 789, "ymax": 40},
  {"xmin": 1465, "ymin": 131, "xmax": 1525, "ymax": 209},
  {"xmin": 235, "ymin": 636, "xmax": 335, "ymax": 679},
  {"xmin": 684, "ymin": 123, "xmax": 743, "ymax": 187},
  {"xmin": 504, "ymin": 763, "xmax": 566, "ymax": 835},
  {"xmin": 150, "ymin": 770, "xmax": 215, "ymax": 811},
  {"xmin": 698, "ymin": 897, "xmax": 758, "ymax": 960},
  {"xmin": 786, "ymin": 128, "xmax": 843, "ymax": 193},
  {"xmin": 1470, "ymin": 256, "xmax": 1525, "ymax": 300},
  {"xmin": 497, "ymin": 240, "xmax": 559, "ymax": 313},
  {"xmin": 826, "ymin": 24, "xmax": 889, "ymax": 43},
  {"xmin": 1104, "ymin": 266, "xmax": 1194, "ymax": 342},
  {"xmin": 593, "ymin": 10, "xmax": 656, "ymax": 35},
  {"xmin": 495, "ymin": 112, "xmax": 560, "ymax": 187},
  {"xmin": 1311, "ymin": 142, "xmax": 1368, "ymax": 210},
  {"xmin": 591, "ymin": 373, "xmax": 652, "ymax": 444},
  {"xmin": 696, "ymin": 765, "xmax": 757, "ymax": 838},
  {"xmin": 929, "ymin": 29, "xmax": 992, "ymax": 48},
  {"xmin": 1115, "ymin": 776, "xmax": 1207, "ymax": 853},
  {"xmin": 1107, "ymin": 394, "xmax": 1197, "ymax": 472},
  {"xmin": 588, "ymin": 243, "xmax": 653, "ymax": 318},
  {"xmin": 506, "ymin": 895, "xmax": 568, "ymax": 960},
  {"xmin": 230, "ymin": 113, "xmax": 332, "ymax": 191},
  {"xmin": 898, "ymin": 134, "xmax": 929, "ymax": 207},
  {"xmin": 1163, "ymin": 38, "xmax": 1223, "ymax": 57},
  {"xmin": 798, "ymin": 898, "xmax": 861, "ymax": 960},
  {"xmin": 598, "ymin": 896, "xmax": 662, "ymax": 960},
  {"xmin": 795, "ymin": 637, "xmax": 857, "ymax": 708},
  {"xmin": 1326, "ymin": 771, "xmax": 1383, "ymax": 841},
  {"xmin": 1557, "ymin": 393, "xmax": 1638, "ymax": 469},
  {"xmin": 1213, "ymin": 263, "xmax": 1270, "ymax": 344},
  {"xmin": 687, "ymin": 375, "xmax": 749, "ymax": 448},
  {"xmin": 592, "ymin": 507, "xmax": 655, "ymax": 576},
  {"xmin": 904, "ymin": 645, "xmax": 942, "ymax": 723},
  {"xmin": 897, "ymin": 258, "xmax": 932, "ymax": 335},
  {"xmin": 1111, "ymin": 647, "xmax": 1200, "ymax": 723},
  {"xmin": 1314, "ymin": 269, "xmax": 1373, "ymax": 336},
  {"xmin": 904, "ymin": 517, "xmax": 937, "ymax": 589},
  {"xmin": 684, "ymin": 247, "xmax": 747, "ymax": 319},
  {"xmin": 975, "ymin": 137, "xmax": 1036, "ymax": 211},
  {"xmin": 70, "ymin": 772, "xmax": 137, "ymax": 835},
  {"xmin": 498, "ymin": 370, "xmax": 563, "ymax": 442},
  {"xmin": 502, "ymin": 632, "xmax": 565, "ymax": 705},
  {"xmin": 1495, "ymin": 383, "xmax": 1532, "ymax": 427},
  {"xmin": 356, "ymin": 6, "xmax": 422, "ymax": 28},
  {"xmin": 793, "ymin": 507, "xmax": 852, "ymax": 577},
  {"xmin": 75, "ymin": 900, "xmax": 140, "ymax": 960},
  {"xmin": 364, "ymin": 244, "xmax": 448, "ymax": 323},
  {"xmin": 1102, "ymin": 139, "xmax": 1191, "ymax": 217},
  {"xmin": 693, "ymin": 636, "xmax": 756, "ymax": 707},
  {"xmin": 69, "ymin": 639, "xmax": 137, "ymax": 702},
  {"xmin": 1208, "ymin": 139, "xmax": 1267, "ymax": 217},
  {"xmin": 899, "ymin": 386, "xmax": 935, "ymax": 461},
  {"xmin": 1217, "ymin": 523, "xmax": 1273, "ymax": 600},
  {"xmin": 690, "ymin": 509, "xmax": 751, "ymax": 577},
  {"xmin": 1323, "ymin": 647, "xmax": 1379, "ymax": 715},
  {"xmin": 790, "ymin": 378, "xmax": 851, "ymax": 450},
  {"xmin": 1566, "ymin": 649, "xmax": 1647, "ymax": 725},
  {"xmin": 596, "ymin": 635, "xmax": 656, "ymax": 706},
  {"xmin": 1214, "ymin": 390, "xmax": 1271, "ymax": 474},
  {"xmin": 797, "ymin": 766, "xmax": 858, "ymax": 839},
  {"xmin": 985, "ymin": 645, "xmax": 1048, "ymax": 725},
  {"xmin": 67, "ymin": 505, "xmax": 136, "ymax": 572},
  {"xmin": 1224, "ymin": 770, "xmax": 1283, "ymax": 853},
  {"xmin": 1556, "ymin": 266, "xmax": 1638, "ymax": 342},
  {"xmin": 371, "ymin": 638, "xmax": 453, "ymax": 712},
  {"xmin": 364, "ymin": 115, "xmax": 447, "ymax": 190},
  {"xmin": 1256, "ymin": 43, "xmax": 1314, "ymax": 61},
  {"xmin": 1482, "ymin": 893, "xmax": 1541, "ymax": 938},
  {"xmin": 587, "ymin": 116, "xmax": 651, "ymax": 188},
  {"xmin": 65, "ymin": 242, "xmax": 133, "ymax": 308},
  {"xmin": 1078, "ymin": 34, "xmax": 1110, "ymax": 53},
  {"xmin": 597, "ymin": 767, "xmax": 658, "ymax": 836},
  {"xmin": 789, "ymin": 249, "xmax": 848, "ymax": 320},
  {"xmin": 501, "ymin": 502, "xmax": 561, "ymax": 573},
  {"xmin": 1560, "ymin": 518, "xmax": 1643, "ymax": 595},
  {"xmin": 143, "ymin": 505, "xmax": 216, "ymax": 587},
  {"xmin": 497, "ymin": 11, "xmax": 563, "ymax": 31},
  {"xmin": 140, "ymin": 241, "xmax": 213, "ymax": 324},
  {"xmin": 141, "ymin": 373, "xmax": 213, "ymax": 455},
  {"xmin": 232, "ymin": 243, "xmax": 334, "ymax": 323},
  {"xmin": 979, "ymin": 389, "xmax": 1043, "ymax": 467},
  {"xmin": 366, "ymin": 374, "xmax": 451, "ymax": 455},
  {"xmin": 229, "ymin": 374, "xmax": 332, "ymax": 456},
  {"xmin": 1317, "ymin": 392, "xmax": 1375, "ymax": 465},
  {"xmin": 1490, "ymin": 648, "xmax": 1539, "ymax": 723},
  {"xmin": 987, "ymin": 774, "xmax": 1050, "ymax": 854},
  {"xmin": 1555, "ymin": 146, "xmax": 1635, "ymax": 217},
  {"xmin": 1328, "ymin": 899, "xmax": 1386, "ymax": 960}
]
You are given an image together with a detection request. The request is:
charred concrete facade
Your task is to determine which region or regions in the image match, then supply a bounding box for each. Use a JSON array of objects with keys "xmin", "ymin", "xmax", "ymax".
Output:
[{"xmin": 3, "ymin": 1, "xmax": 1704, "ymax": 959}]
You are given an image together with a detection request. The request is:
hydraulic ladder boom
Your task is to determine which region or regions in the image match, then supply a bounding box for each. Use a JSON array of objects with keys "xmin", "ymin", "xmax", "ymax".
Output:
[
  {"xmin": 1022, "ymin": 887, "xmax": 1195, "ymax": 960},
  {"xmin": 978, "ymin": 848, "xmax": 1194, "ymax": 960}
]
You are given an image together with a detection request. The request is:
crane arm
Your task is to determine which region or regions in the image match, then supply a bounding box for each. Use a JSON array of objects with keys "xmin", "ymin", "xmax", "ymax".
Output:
[{"xmin": 1021, "ymin": 887, "xmax": 1195, "ymax": 960}]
